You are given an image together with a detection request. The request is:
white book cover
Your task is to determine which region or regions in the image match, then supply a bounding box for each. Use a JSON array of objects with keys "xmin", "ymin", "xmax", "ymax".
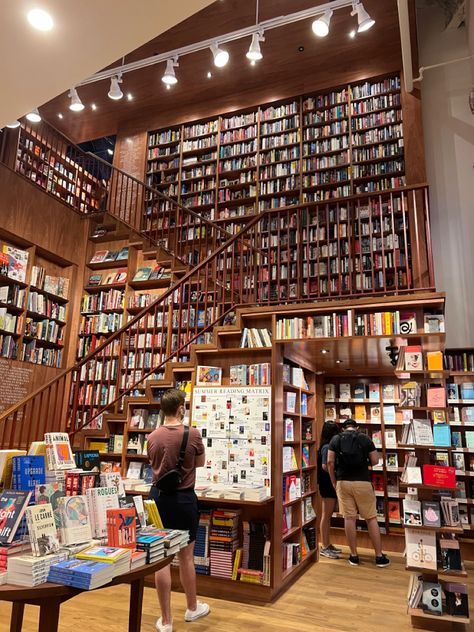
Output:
[
  {"xmin": 384, "ymin": 429, "xmax": 397, "ymax": 448},
  {"xmin": 282, "ymin": 447, "xmax": 294, "ymax": 472},
  {"xmin": 99, "ymin": 472, "xmax": 126, "ymax": 497},
  {"xmin": 412, "ymin": 419, "xmax": 434, "ymax": 445},
  {"xmin": 45, "ymin": 433, "xmax": 76, "ymax": 470},
  {"xmin": 403, "ymin": 499, "xmax": 422, "ymax": 526},
  {"xmin": 57, "ymin": 496, "xmax": 92, "ymax": 545},
  {"xmin": 26, "ymin": 503, "xmax": 60, "ymax": 557},
  {"xmin": 86, "ymin": 487, "xmax": 119, "ymax": 539},
  {"xmin": 339, "ymin": 383, "xmax": 351, "ymax": 401},
  {"xmin": 406, "ymin": 466, "xmax": 422, "ymax": 484},
  {"xmin": 286, "ymin": 392, "xmax": 297, "ymax": 413},
  {"xmin": 369, "ymin": 383, "xmax": 380, "ymax": 402},
  {"xmin": 370, "ymin": 405, "xmax": 381, "ymax": 422},
  {"xmin": 405, "ymin": 528, "xmax": 437, "ymax": 570},
  {"xmin": 325, "ymin": 384, "xmax": 336, "ymax": 402},
  {"xmin": 126, "ymin": 461, "xmax": 143, "ymax": 479},
  {"xmin": 325, "ymin": 406, "xmax": 336, "ymax": 421}
]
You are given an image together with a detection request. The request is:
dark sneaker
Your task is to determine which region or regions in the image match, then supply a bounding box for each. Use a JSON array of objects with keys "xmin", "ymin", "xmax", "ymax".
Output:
[
  {"xmin": 375, "ymin": 554, "xmax": 390, "ymax": 567},
  {"xmin": 320, "ymin": 546, "xmax": 339, "ymax": 559},
  {"xmin": 348, "ymin": 554, "xmax": 360, "ymax": 566},
  {"xmin": 328, "ymin": 544, "xmax": 342, "ymax": 554}
]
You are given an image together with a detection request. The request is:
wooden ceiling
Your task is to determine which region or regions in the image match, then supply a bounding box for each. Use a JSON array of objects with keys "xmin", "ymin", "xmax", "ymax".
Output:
[{"xmin": 41, "ymin": 0, "xmax": 404, "ymax": 143}]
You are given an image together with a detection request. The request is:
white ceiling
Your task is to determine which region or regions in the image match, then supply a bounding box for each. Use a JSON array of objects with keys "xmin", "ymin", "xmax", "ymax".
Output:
[{"xmin": 0, "ymin": 0, "xmax": 215, "ymax": 127}]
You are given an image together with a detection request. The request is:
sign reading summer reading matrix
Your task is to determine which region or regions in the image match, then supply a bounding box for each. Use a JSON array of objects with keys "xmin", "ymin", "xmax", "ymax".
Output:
[{"xmin": 192, "ymin": 386, "xmax": 271, "ymax": 491}]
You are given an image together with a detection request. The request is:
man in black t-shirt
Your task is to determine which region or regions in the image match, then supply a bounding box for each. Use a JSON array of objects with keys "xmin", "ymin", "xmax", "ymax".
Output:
[{"xmin": 327, "ymin": 419, "xmax": 390, "ymax": 567}]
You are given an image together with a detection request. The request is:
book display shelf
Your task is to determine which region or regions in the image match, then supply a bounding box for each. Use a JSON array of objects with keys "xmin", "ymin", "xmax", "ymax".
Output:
[
  {"xmin": 396, "ymin": 348, "xmax": 471, "ymax": 624},
  {"xmin": 15, "ymin": 126, "xmax": 101, "ymax": 214},
  {"xmin": 0, "ymin": 234, "xmax": 73, "ymax": 368}
]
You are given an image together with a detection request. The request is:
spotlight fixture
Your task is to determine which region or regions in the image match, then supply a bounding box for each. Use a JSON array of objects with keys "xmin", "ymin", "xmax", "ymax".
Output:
[
  {"xmin": 91, "ymin": 103, "xmax": 97, "ymax": 111},
  {"xmin": 351, "ymin": 2, "xmax": 375, "ymax": 32},
  {"xmin": 6, "ymin": 121, "xmax": 21, "ymax": 129},
  {"xmin": 127, "ymin": 93, "xmax": 133, "ymax": 101},
  {"xmin": 210, "ymin": 43, "xmax": 229, "ymax": 67},
  {"xmin": 27, "ymin": 8, "xmax": 54, "ymax": 31},
  {"xmin": 57, "ymin": 113, "xmax": 63, "ymax": 119},
  {"xmin": 162, "ymin": 58, "xmax": 178, "ymax": 85},
  {"xmin": 312, "ymin": 10, "xmax": 333, "ymax": 37},
  {"xmin": 246, "ymin": 32, "xmax": 264, "ymax": 61},
  {"xmin": 26, "ymin": 108, "xmax": 41, "ymax": 123},
  {"xmin": 207, "ymin": 71, "xmax": 212, "ymax": 79},
  {"xmin": 68, "ymin": 87, "xmax": 84, "ymax": 112},
  {"xmin": 108, "ymin": 75, "xmax": 123, "ymax": 100}
]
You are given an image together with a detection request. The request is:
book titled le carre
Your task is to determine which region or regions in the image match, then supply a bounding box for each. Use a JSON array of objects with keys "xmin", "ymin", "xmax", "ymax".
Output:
[
  {"xmin": 26, "ymin": 502, "xmax": 60, "ymax": 556},
  {"xmin": 0, "ymin": 490, "xmax": 31, "ymax": 544}
]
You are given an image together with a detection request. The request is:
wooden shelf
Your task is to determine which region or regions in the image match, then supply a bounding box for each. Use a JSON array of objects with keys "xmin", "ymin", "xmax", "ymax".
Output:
[
  {"xmin": 87, "ymin": 259, "xmax": 129, "ymax": 271},
  {"xmin": 407, "ymin": 608, "xmax": 469, "ymax": 623},
  {"xmin": 282, "ymin": 526, "xmax": 301, "ymax": 541},
  {"xmin": 406, "ymin": 565, "xmax": 468, "ymax": 578}
]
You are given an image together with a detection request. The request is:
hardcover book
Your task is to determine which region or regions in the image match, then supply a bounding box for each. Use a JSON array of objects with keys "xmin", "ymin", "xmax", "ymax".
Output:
[
  {"xmin": 26, "ymin": 503, "xmax": 60, "ymax": 556},
  {"xmin": 132, "ymin": 267, "xmax": 152, "ymax": 282},
  {"xmin": 403, "ymin": 499, "xmax": 422, "ymax": 526},
  {"xmin": 89, "ymin": 250, "xmax": 109, "ymax": 264},
  {"xmin": 86, "ymin": 487, "xmax": 120, "ymax": 539},
  {"xmin": 35, "ymin": 483, "xmax": 64, "ymax": 528},
  {"xmin": 106, "ymin": 508, "xmax": 137, "ymax": 549},
  {"xmin": 404, "ymin": 346, "xmax": 423, "ymax": 372},
  {"xmin": 405, "ymin": 528, "xmax": 437, "ymax": 570},
  {"xmin": 421, "ymin": 501, "xmax": 441, "ymax": 528},
  {"xmin": 45, "ymin": 433, "xmax": 76, "ymax": 471},
  {"xmin": 74, "ymin": 451, "xmax": 100, "ymax": 472},
  {"xmin": 196, "ymin": 366, "xmax": 222, "ymax": 386},
  {"xmin": 58, "ymin": 495, "xmax": 92, "ymax": 545},
  {"xmin": 0, "ymin": 490, "xmax": 32, "ymax": 543},
  {"xmin": 368, "ymin": 383, "xmax": 380, "ymax": 402},
  {"xmin": 339, "ymin": 383, "xmax": 351, "ymax": 401}
]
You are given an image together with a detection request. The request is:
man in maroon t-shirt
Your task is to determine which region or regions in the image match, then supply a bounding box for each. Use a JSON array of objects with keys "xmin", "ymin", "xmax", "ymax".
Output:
[{"xmin": 147, "ymin": 389, "xmax": 209, "ymax": 632}]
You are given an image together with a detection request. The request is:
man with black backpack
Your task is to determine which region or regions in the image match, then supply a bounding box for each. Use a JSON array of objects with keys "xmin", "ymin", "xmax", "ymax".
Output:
[{"xmin": 327, "ymin": 418, "xmax": 390, "ymax": 567}]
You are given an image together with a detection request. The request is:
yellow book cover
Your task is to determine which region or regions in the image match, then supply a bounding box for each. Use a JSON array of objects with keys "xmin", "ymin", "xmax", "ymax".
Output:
[
  {"xmin": 27, "ymin": 442, "xmax": 46, "ymax": 456},
  {"xmin": 89, "ymin": 441, "xmax": 108, "ymax": 454},
  {"xmin": 291, "ymin": 448, "xmax": 298, "ymax": 470},
  {"xmin": 427, "ymin": 351, "xmax": 443, "ymax": 371},
  {"xmin": 354, "ymin": 405, "xmax": 367, "ymax": 421},
  {"xmin": 232, "ymin": 548, "xmax": 242, "ymax": 580},
  {"xmin": 384, "ymin": 312, "xmax": 392, "ymax": 335}
]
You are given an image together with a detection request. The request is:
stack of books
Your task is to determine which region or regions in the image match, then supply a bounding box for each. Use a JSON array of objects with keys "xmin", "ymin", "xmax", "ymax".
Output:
[
  {"xmin": 0, "ymin": 541, "xmax": 31, "ymax": 575},
  {"xmin": 8, "ymin": 551, "xmax": 68, "ymax": 586},
  {"xmin": 130, "ymin": 550, "xmax": 147, "ymax": 570},
  {"xmin": 76, "ymin": 545, "xmax": 132, "ymax": 577},
  {"xmin": 194, "ymin": 511, "xmax": 211, "ymax": 575},
  {"xmin": 209, "ymin": 509, "xmax": 240, "ymax": 579},
  {"xmin": 136, "ymin": 532, "xmax": 166, "ymax": 563},
  {"xmin": 48, "ymin": 559, "xmax": 115, "ymax": 589}
]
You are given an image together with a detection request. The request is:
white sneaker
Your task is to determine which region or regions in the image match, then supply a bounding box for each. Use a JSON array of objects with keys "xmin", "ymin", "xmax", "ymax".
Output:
[
  {"xmin": 156, "ymin": 617, "xmax": 173, "ymax": 632},
  {"xmin": 184, "ymin": 601, "xmax": 210, "ymax": 622}
]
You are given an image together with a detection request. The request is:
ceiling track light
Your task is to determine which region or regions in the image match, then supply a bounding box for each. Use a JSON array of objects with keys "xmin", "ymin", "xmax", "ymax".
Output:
[
  {"xmin": 26, "ymin": 108, "xmax": 41, "ymax": 123},
  {"xmin": 246, "ymin": 31, "xmax": 264, "ymax": 61},
  {"xmin": 351, "ymin": 1, "xmax": 375, "ymax": 32},
  {"xmin": 210, "ymin": 42, "xmax": 229, "ymax": 67},
  {"xmin": 68, "ymin": 87, "xmax": 84, "ymax": 112},
  {"xmin": 162, "ymin": 58, "xmax": 179, "ymax": 85},
  {"xmin": 312, "ymin": 9, "xmax": 333, "ymax": 37},
  {"xmin": 6, "ymin": 121, "xmax": 21, "ymax": 129},
  {"xmin": 108, "ymin": 75, "xmax": 123, "ymax": 100}
]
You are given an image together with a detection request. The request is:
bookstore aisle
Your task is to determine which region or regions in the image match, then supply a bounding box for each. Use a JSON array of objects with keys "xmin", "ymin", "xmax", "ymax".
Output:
[{"xmin": 1, "ymin": 552, "xmax": 472, "ymax": 632}]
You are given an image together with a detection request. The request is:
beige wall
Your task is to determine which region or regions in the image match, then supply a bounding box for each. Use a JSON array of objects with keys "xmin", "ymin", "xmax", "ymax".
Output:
[{"xmin": 417, "ymin": 2, "xmax": 474, "ymax": 347}]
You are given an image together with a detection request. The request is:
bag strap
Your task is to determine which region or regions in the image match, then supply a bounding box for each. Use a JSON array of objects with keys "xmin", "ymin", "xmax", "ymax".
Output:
[{"xmin": 176, "ymin": 425, "xmax": 189, "ymax": 470}]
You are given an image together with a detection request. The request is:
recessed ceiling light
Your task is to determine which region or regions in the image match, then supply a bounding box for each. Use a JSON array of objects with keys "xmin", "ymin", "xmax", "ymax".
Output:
[
  {"xmin": 107, "ymin": 148, "xmax": 114, "ymax": 156},
  {"xmin": 27, "ymin": 8, "xmax": 54, "ymax": 31},
  {"xmin": 336, "ymin": 360, "xmax": 343, "ymax": 364},
  {"xmin": 57, "ymin": 113, "xmax": 63, "ymax": 119},
  {"xmin": 91, "ymin": 103, "xmax": 97, "ymax": 111},
  {"xmin": 207, "ymin": 71, "xmax": 212, "ymax": 79},
  {"xmin": 127, "ymin": 93, "xmax": 133, "ymax": 101},
  {"xmin": 321, "ymin": 349, "xmax": 329, "ymax": 354},
  {"xmin": 349, "ymin": 29, "xmax": 356, "ymax": 38}
]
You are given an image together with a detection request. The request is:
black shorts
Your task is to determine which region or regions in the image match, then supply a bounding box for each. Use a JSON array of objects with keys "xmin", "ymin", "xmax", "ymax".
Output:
[
  {"xmin": 149, "ymin": 487, "xmax": 199, "ymax": 543},
  {"xmin": 318, "ymin": 481, "xmax": 337, "ymax": 499}
]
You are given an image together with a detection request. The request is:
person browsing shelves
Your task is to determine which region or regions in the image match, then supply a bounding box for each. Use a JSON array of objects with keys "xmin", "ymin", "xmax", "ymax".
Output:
[
  {"xmin": 317, "ymin": 421, "xmax": 342, "ymax": 559},
  {"xmin": 327, "ymin": 418, "xmax": 390, "ymax": 567},
  {"xmin": 147, "ymin": 388, "xmax": 210, "ymax": 632}
]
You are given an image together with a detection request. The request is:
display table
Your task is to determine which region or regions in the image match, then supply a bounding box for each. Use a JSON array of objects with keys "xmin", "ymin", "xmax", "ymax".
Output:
[{"xmin": 0, "ymin": 556, "xmax": 172, "ymax": 632}]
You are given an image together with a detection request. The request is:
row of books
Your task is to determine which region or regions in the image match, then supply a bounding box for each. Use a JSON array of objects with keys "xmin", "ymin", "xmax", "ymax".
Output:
[
  {"xmin": 229, "ymin": 363, "xmax": 271, "ymax": 386},
  {"xmin": 88, "ymin": 269, "xmax": 127, "ymax": 287},
  {"xmin": 89, "ymin": 248, "xmax": 129, "ymax": 265},
  {"xmin": 408, "ymin": 575, "xmax": 468, "ymax": 618},
  {"xmin": 27, "ymin": 292, "xmax": 66, "ymax": 321},
  {"xmin": 30, "ymin": 266, "xmax": 70, "ymax": 299},
  {"xmin": 0, "ymin": 284, "xmax": 26, "ymax": 309},
  {"xmin": 240, "ymin": 327, "xmax": 272, "ymax": 348}
]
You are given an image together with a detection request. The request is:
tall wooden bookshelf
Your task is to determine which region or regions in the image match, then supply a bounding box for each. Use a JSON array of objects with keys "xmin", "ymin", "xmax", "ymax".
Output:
[{"xmin": 0, "ymin": 233, "xmax": 74, "ymax": 368}]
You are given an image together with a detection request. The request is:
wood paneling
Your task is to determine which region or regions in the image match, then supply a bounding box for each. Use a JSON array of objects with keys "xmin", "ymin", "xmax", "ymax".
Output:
[
  {"xmin": 0, "ymin": 163, "xmax": 89, "ymax": 397},
  {"xmin": 40, "ymin": 0, "xmax": 403, "ymax": 143}
]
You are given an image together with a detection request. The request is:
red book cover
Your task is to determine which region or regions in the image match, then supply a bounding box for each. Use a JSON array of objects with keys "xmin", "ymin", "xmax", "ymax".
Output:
[
  {"xmin": 422, "ymin": 464, "xmax": 456, "ymax": 489},
  {"xmin": 106, "ymin": 508, "xmax": 136, "ymax": 549}
]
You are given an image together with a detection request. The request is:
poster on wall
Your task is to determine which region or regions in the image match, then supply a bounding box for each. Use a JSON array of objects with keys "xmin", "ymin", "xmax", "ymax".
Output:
[{"xmin": 192, "ymin": 386, "xmax": 271, "ymax": 493}]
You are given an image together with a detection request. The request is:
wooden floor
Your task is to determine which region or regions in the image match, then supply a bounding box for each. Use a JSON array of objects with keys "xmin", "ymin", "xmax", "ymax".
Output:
[{"xmin": 0, "ymin": 549, "xmax": 472, "ymax": 632}]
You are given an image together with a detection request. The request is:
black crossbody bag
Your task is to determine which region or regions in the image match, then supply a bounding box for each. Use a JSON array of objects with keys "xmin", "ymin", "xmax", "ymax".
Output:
[{"xmin": 153, "ymin": 426, "xmax": 189, "ymax": 493}]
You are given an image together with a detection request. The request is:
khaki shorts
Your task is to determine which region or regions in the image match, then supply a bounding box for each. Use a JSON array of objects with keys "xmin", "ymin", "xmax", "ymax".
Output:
[{"xmin": 336, "ymin": 480, "xmax": 377, "ymax": 520}]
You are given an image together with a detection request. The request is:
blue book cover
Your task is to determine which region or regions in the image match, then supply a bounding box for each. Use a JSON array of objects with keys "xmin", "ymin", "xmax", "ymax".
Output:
[
  {"xmin": 433, "ymin": 424, "xmax": 451, "ymax": 447},
  {"xmin": 136, "ymin": 534, "xmax": 165, "ymax": 547},
  {"xmin": 461, "ymin": 383, "xmax": 474, "ymax": 400},
  {"xmin": 12, "ymin": 456, "xmax": 45, "ymax": 494},
  {"xmin": 383, "ymin": 405, "xmax": 396, "ymax": 423}
]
